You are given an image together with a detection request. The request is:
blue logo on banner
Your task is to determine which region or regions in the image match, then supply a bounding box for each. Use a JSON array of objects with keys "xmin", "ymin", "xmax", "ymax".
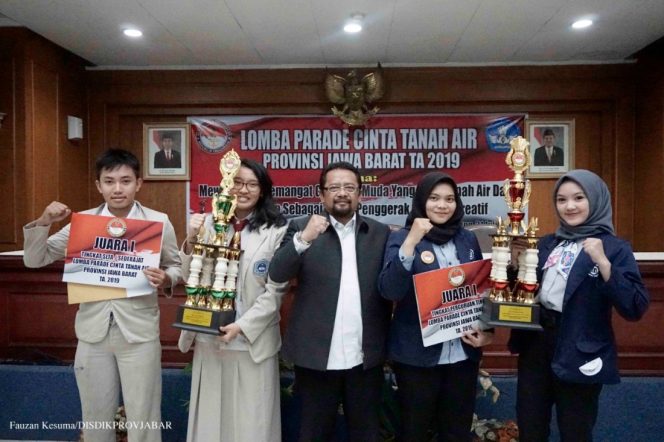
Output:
[
  {"xmin": 485, "ymin": 118, "xmax": 522, "ymax": 152},
  {"xmin": 253, "ymin": 259, "xmax": 269, "ymax": 277}
]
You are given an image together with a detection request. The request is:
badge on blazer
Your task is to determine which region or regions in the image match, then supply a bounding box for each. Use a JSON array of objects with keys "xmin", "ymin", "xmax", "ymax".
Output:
[
  {"xmin": 420, "ymin": 251, "xmax": 435, "ymax": 264},
  {"xmin": 588, "ymin": 265, "xmax": 600, "ymax": 278},
  {"xmin": 253, "ymin": 259, "xmax": 269, "ymax": 277}
]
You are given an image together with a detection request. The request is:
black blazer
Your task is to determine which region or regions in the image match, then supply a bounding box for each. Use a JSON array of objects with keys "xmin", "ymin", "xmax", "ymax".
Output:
[
  {"xmin": 509, "ymin": 233, "xmax": 649, "ymax": 384},
  {"xmin": 379, "ymin": 228, "xmax": 484, "ymax": 366},
  {"xmin": 154, "ymin": 149, "xmax": 182, "ymax": 168},
  {"xmin": 534, "ymin": 145, "xmax": 564, "ymax": 166},
  {"xmin": 269, "ymin": 213, "xmax": 391, "ymax": 371}
]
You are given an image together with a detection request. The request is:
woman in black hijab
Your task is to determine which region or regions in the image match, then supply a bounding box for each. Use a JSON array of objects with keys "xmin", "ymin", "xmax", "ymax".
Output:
[
  {"xmin": 509, "ymin": 169, "xmax": 649, "ymax": 442},
  {"xmin": 379, "ymin": 172, "xmax": 493, "ymax": 442}
]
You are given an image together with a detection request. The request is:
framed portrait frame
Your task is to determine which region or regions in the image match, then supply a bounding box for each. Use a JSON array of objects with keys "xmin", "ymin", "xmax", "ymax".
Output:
[
  {"xmin": 526, "ymin": 119, "xmax": 575, "ymax": 178},
  {"xmin": 143, "ymin": 123, "xmax": 190, "ymax": 180}
]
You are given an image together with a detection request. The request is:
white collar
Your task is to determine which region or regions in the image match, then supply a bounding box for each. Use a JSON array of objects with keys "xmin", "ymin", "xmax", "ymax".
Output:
[
  {"xmin": 329, "ymin": 213, "xmax": 356, "ymax": 231},
  {"xmin": 100, "ymin": 201, "xmax": 139, "ymax": 219}
]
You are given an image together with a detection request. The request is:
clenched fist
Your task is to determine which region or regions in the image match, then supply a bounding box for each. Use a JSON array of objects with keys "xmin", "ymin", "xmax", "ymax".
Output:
[
  {"xmin": 36, "ymin": 201, "xmax": 71, "ymax": 226},
  {"xmin": 300, "ymin": 214, "xmax": 330, "ymax": 243}
]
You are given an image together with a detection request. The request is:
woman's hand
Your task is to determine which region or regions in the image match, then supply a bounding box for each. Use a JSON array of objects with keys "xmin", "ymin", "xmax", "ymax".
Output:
[
  {"xmin": 218, "ymin": 323, "xmax": 243, "ymax": 343},
  {"xmin": 582, "ymin": 237, "xmax": 611, "ymax": 281},
  {"xmin": 187, "ymin": 213, "xmax": 206, "ymax": 242},
  {"xmin": 402, "ymin": 218, "xmax": 433, "ymax": 257},
  {"xmin": 461, "ymin": 326, "xmax": 494, "ymax": 348}
]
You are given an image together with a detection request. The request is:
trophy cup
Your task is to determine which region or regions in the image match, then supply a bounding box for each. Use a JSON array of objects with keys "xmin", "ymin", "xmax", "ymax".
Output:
[
  {"xmin": 173, "ymin": 149, "xmax": 243, "ymax": 334},
  {"xmin": 480, "ymin": 136, "xmax": 543, "ymax": 330}
]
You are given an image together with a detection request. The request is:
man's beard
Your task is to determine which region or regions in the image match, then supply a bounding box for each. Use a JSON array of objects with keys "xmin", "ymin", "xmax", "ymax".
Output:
[{"xmin": 329, "ymin": 199, "xmax": 354, "ymax": 218}]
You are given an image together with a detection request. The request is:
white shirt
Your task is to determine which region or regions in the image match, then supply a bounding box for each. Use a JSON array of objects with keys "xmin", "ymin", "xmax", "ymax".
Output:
[
  {"xmin": 537, "ymin": 240, "xmax": 582, "ymax": 312},
  {"xmin": 293, "ymin": 214, "xmax": 364, "ymax": 370},
  {"xmin": 100, "ymin": 202, "xmax": 138, "ymax": 219}
]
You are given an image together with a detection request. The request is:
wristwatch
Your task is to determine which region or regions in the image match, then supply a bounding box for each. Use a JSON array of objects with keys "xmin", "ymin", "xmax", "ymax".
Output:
[{"xmin": 294, "ymin": 231, "xmax": 311, "ymax": 246}]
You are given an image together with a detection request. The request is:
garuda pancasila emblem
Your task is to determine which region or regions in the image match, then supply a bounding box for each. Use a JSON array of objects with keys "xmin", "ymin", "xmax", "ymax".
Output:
[{"xmin": 325, "ymin": 64, "xmax": 385, "ymax": 126}]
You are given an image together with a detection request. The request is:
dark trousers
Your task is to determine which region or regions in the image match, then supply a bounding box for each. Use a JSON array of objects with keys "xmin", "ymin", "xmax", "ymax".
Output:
[
  {"xmin": 294, "ymin": 364, "xmax": 383, "ymax": 442},
  {"xmin": 517, "ymin": 309, "xmax": 603, "ymax": 442},
  {"xmin": 393, "ymin": 358, "xmax": 480, "ymax": 442}
]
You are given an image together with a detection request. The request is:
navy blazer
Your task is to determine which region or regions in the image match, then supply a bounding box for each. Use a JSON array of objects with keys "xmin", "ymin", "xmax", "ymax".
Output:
[
  {"xmin": 509, "ymin": 233, "xmax": 649, "ymax": 384},
  {"xmin": 378, "ymin": 227, "xmax": 483, "ymax": 367}
]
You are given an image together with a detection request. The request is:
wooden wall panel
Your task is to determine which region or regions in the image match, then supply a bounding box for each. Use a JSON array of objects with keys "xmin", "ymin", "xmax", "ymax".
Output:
[
  {"xmin": 0, "ymin": 28, "xmax": 89, "ymax": 253},
  {"xmin": 30, "ymin": 61, "xmax": 60, "ymax": 216},
  {"xmin": 634, "ymin": 43, "xmax": 664, "ymax": 251},
  {"xmin": 0, "ymin": 56, "xmax": 16, "ymax": 245}
]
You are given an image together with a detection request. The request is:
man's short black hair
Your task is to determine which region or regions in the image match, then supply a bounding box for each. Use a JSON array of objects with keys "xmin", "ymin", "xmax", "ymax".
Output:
[
  {"xmin": 319, "ymin": 161, "xmax": 362, "ymax": 191},
  {"xmin": 542, "ymin": 128, "xmax": 555, "ymax": 137},
  {"xmin": 95, "ymin": 148, "xmax": 141, "ymax": 179},
  {"xmin": 161, "ymin": 131, "xmax": 176, "ymax": 141}
]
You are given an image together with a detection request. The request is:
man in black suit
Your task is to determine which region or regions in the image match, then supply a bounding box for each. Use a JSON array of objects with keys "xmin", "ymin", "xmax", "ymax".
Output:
[
  {"xmin": 153, "ymin": 132, "xmax": 182, "ymax": 168},
  {"xmin": 269, "ymin": 162, "xmax": 391, "ymax": 442},
  {"xmin": 533, "ymin": 128, "xmax": 564, "ymax": 166}
]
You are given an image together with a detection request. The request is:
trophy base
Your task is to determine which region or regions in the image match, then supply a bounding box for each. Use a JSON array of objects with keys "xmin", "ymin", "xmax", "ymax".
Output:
[
  {"xmin": 480, "ymin": 298, "xmax": 543, "ymax": 330},
  {"xmin": 172, "ymin": 304, "xmax": 236, "ymax": 335}
]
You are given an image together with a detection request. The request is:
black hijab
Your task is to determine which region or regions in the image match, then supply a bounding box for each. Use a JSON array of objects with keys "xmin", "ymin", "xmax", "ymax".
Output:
[{"xmin": 405, "ymin": 172, "xmax": 464, "ymax": 245}]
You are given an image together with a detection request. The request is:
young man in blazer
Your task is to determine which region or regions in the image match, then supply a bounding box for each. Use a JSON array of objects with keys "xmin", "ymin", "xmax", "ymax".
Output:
[
  {"xmin": 23, "ymin": 149, "xmax": 181, "ymax": 442},
  {"xmin": 269, "ymin": 162, "xmax": 391, "ymax": 442}
]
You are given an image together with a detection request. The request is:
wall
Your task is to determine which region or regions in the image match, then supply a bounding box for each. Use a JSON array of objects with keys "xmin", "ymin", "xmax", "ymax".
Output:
[
  {"xmin": 0, "ymin": 28, "xmax": 89, "ymax": 253},
  {"xmin": 85, "ymin": 65, "xmax": 641, "ymax": 247},
  {"xmin": 634, "ymin": 39, "xmax": 664, "ymax": 250},
  {"xmin": 3, "ymin": 30, "xmax": 661, "ymax": 250}
]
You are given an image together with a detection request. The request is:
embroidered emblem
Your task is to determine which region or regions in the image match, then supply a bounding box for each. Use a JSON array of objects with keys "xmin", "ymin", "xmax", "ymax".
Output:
[
  {"xmin": 588, "ymin": 265, "xmax": 599, "ymax": 278},
  {"xmin": 420, "ymin": 251, "xmax": 435, "ymax": 264},
  {"xmin": 448, "ymin": 267, "xmax": 466, "ymax": 287},
  {"xmin": 253, "ymin": 259, "xmax": 269, "ymax": 276},
  {"xmin": 469, "ymin": 249, "xmax": 475, "ymax": 260}
]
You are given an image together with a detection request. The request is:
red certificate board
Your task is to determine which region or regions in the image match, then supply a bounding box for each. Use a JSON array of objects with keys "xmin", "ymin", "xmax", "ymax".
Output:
[
  {"xmin": 413, "ymin": 259, "xmax": 491, "ymax": 346},
  {"xmin": 63, "ymin": 213, "xmax": 163, "ymax": 303}
]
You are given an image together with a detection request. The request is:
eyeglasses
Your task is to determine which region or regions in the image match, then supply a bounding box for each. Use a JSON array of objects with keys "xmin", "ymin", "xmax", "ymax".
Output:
[
  {"xmin": 323, "ymin": 184, "xmax": 359, "ymax": 194},
  {"xmin": 232, "ymin": 180, "xmax": 260, "ymax": 192}
]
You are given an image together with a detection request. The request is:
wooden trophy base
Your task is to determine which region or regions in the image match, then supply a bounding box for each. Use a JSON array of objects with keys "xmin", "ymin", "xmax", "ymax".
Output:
[
  {"xmin": 480, "ymin": 298, "xmax": 543, "ymax": 330},
  {"xmin": 172, "ymin": 304, "xmax": 236, "ymax": 335}
]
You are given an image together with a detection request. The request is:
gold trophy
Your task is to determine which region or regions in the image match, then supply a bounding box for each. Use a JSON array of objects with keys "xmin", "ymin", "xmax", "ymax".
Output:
[
  {"xmin": 173, "ymin": 149, "xmax": 243, "ymax": 334},
  {"xmin": 480, "ymin": 136, "xmax": 543, "ymax": 330}
]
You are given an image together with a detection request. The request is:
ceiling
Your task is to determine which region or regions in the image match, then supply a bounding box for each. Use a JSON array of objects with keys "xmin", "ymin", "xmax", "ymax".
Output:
[{"xmin": 1, "ymin": 0, "xmax": 663, "ymax": 69}]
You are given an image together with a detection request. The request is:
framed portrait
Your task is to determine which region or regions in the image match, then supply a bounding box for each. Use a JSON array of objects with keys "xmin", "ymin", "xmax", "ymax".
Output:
[
  {"xmin": 143, "ymin": 123, "xmax": 190, "ymax": 180},
  {"xmin": 526, "ymin": 119, "xmax": 575, "ymax": 178}
]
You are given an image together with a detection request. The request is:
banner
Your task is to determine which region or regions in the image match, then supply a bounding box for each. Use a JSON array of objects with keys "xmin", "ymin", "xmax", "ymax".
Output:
[
  {"xmin": 188, "ymin": 114, "xmax": 524, "ymax": 225},
  {"xmin": 63, "ymin": 213, "xmax": 163, "ymax": 301},
  {"xmin": 413, "ymin": 259, "xmax": 492, "ymax": 347}
]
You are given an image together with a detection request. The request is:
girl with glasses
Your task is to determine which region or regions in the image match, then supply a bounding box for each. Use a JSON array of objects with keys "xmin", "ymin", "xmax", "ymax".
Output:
[{"xmin": 178, "ymin": 158, "xmax": 289, "ymax": 442}]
